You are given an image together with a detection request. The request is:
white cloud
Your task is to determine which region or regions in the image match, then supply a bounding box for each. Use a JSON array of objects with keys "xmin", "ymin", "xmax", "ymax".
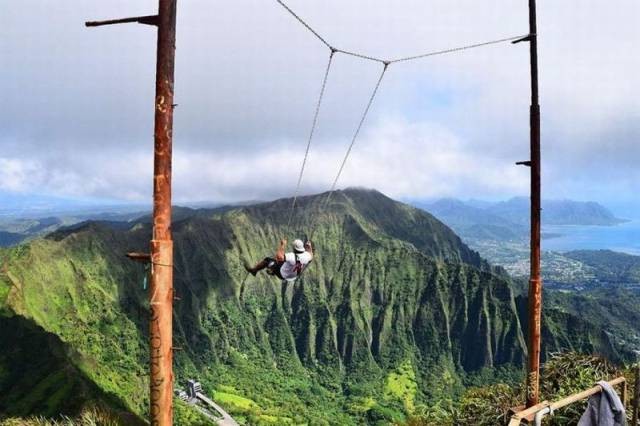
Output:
[
  {"xmin": 0, "ymin": 158, "xmax": 43, "ymax": 192},
  {"xmin": 167, "ymin": 117, "xmax": 528, "ymax": 203},
  {"xmin": 0, "ymin": 152, "xmax": 152, "ymax": 202},
  {"xmin": 0, "ymin": 0, "xmax": 638, "ymax": 205},
  {"xmin": 331, "ymin": 118, "xmax": 529, "ymax": 199}
]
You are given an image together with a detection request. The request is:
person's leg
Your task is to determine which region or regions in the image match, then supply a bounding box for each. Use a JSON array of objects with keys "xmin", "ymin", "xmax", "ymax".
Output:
[{"xmin": 244, "ymin": 257, "xmax": 271, "ymax": 276}]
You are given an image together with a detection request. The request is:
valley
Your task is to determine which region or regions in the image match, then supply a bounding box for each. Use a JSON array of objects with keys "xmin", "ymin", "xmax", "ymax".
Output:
[{"xmin": 1, "ymin": 189, "xmax": 638, "ymax": 425}]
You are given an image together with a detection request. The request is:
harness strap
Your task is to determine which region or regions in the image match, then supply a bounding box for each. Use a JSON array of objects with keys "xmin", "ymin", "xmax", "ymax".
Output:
[
  {"xmin": 293, "ymin": 252, "xmax": 303, "ymax": 275},
  {"xmin": 293, "ymin": 252, "xmax": 312, "ymax": 276}
]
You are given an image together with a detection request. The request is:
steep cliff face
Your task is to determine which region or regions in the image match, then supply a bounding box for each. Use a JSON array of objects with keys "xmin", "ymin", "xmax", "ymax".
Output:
[
  {"xmin": 0, "ymin": 189, "xmax": 527, "ymax": 423},
  {"xmin": 167, "ymin": 190, "xmax": 525, "ymax": 380},
  {"xmin": 0, "ymin": 315, "xmax": 144, "ymax": 424}
]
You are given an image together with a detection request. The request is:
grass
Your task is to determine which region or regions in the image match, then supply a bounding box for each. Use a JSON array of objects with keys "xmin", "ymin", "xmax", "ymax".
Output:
[
  {"xmin": 3, "ymin": 194, "xmax": 600, "ymax": 425},
  {"xmin": 174, "ymin": 399, "xmax": 212, "ymax": 426},
  {"xmin": 384, "ymin": 360, "xmax": 418, "ymax": 413},
  {"xmin": 402, "ymin": 352, "xmax": 634, "ymax": 426},
  {"xmin": 0, "ymin": 279, "xmax": 9, "ymax": 306},
  {"xmin": 256, "ymin": 414, "xmax": 295, "ymax": 424},
  {"xmin": 0, "ymin": 406, "xmax": 123, "ymax": 426},
  {"xmin": 19, "ymin": 370, "xmax": 70, "ymax": 416},
  {"xmin": 1, "ymin": 237, "xmax": 148, "ymax": 415},
  {"xmin": 213, "ymin": 391, "xmax": 260, "ymax": 412},
  {"xmin": 348, "ymin": 396, "xmax": 376, "ymax": 413}
]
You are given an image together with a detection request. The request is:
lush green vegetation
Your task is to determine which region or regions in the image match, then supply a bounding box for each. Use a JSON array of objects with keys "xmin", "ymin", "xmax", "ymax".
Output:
[
  {"xmin": 0, "ymin": 314, "xmax": 144, "ymax": 425},
  {"xmin": 0, "ymin": 189, "xmax": 636, "ymax": 425},
  {"xmin": 543, "ymin": 287, "xmax": 640, "ymax": 360},
  {"xmin": 173, "ymin": 400, "xmax": 212, "ymax": 426},
  {"xmin": 563, "ymin": 249, "xmax": 640, "ymax": 284},
  {"xmin": 399, "ymin": 352, "xmax": 635, "ymax": 425},
  {"xmin": 0, "ymin": 405, "xmax": 124, "ymax": 426},
  {"xmin": 384, "ymin": 360, "xmax": 418, "ymax": 413}
]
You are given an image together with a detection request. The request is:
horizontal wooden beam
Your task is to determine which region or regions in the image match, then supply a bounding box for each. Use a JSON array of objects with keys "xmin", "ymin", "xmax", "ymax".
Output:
[
  {"xmin": 85, "ymin": 15, "xmax": 158, "ymax": 27},
  {"xmin": 508, "ymin": 377, "xmax": 626, "ymax": 426}
]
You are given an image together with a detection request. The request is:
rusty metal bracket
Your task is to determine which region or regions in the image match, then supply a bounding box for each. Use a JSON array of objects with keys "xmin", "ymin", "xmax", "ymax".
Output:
[
  {"xmin": 508, "ymin": 401, "xmax": 550, "ymax": 426},
  {"xmin": 85, "ymin": 15, "xmax": 159, "ymax": 27},
  {"xmin": 516, "ymin": 160, "xmax": 532, "ymax": 167},
  {"xmin": 126, "ymin": 252, "xmax": 152, "ymax": 263},
  {"xmin": 512, "ymin": 34, "xmax": 535, "ymax": 44}
]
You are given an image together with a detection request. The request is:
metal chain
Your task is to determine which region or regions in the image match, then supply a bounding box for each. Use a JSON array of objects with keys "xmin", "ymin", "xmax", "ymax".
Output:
[
  {"xmin": 306, "ymin": 63, "xmax": 388, "ymax": 242},
  {"xmin": 287, "ymin": 50, "xmax": 335, "ymax": 228},
  {"xmin": 321, "ymin": 63, "xmax": 388, "ymax": 212},
  {"xmin": 275, "ymin": 0, "xmax": 333, "ymax": 49},
  {"xmin": 275, "ymin": 0, "xmax": 527, "ymax": 238},
  {"xmin": 276, "ymin": 1, "xmax": 526, "ymax": 66},
  {"xmin": 335, "ymin": 48, "xmax": 385, "ymax": 64},
  {"xmin": 389, "ymin": 34, "xmax": 530, "ymax": 64}
]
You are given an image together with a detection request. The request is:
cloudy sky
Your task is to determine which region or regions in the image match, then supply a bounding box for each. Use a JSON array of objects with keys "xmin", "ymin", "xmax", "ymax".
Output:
[{"xmin": 1, "ymin": 1, "xmax": 638, "ymax": 212}]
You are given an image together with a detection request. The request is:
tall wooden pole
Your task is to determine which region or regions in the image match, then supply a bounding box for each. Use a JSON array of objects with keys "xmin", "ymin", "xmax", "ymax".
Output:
[
  {"xmin": 525, "ymin": 0, "xmax": 542, "ymax": 408},
  {"xmin": 632, "ymin": 364, "xmax": 640, "ymax": 426},
  {"xmin": 149, "ymin": 0, "xmax": 177, "ymax": 424},
  {"xmin": 86, "ymin": 2, "xmax": 177, "ymax": 424}
]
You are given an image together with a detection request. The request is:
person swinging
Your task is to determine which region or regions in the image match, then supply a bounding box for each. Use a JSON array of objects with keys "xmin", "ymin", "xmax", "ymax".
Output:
[{"xmin": 244, "ymin": 238, "xmax": 313, "ymax": 282}]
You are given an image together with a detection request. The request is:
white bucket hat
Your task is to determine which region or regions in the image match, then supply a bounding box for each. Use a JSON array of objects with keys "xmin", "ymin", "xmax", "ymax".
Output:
[{"xmin": 293, "ymin": 239, "xmax": 305, "ymax": 253}]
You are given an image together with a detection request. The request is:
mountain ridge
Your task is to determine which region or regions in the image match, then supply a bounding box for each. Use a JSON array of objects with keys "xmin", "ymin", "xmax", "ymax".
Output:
[
  {"xmin": 420, "ymin": 196, "xmax": 625, "ymax": 243},
  {"xmin": 488, "ymin": 197, "xmax": 626, "ymax": 226},
  {"xmin": 0, "ymin": 188, "xmax": 630, "ymax": 424}
]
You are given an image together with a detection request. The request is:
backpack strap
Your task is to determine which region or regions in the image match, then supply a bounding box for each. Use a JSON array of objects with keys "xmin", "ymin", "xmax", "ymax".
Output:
[{"xmin": 293, "ymin": 252, "xmax": 304, "ymax": 276}]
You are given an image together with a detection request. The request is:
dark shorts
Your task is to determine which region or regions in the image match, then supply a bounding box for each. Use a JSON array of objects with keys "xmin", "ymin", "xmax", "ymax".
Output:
[{"xmin": 264, "ymin": 257, "xmax": 284, "ymax": 279}]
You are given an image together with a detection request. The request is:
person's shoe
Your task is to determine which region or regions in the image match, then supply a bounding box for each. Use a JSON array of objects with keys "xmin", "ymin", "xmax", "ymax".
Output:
[{"xmin": 243, "ymin": 261, "xmax": 257, "ymax": 276}]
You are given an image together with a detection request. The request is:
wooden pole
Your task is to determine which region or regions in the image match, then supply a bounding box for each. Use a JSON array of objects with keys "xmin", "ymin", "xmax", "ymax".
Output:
[
  {"xmin": 149, "ymin": 0, "xmax": 177, "ymax": 424},
  {"xmin": 632, "ymin": 364, "xmax": 640, "ymax": 425},
  {"xmin": 85, "ymin": 2, "xmax": 177, "ymax": 424},
  {"xmin": 525, "ymin": 0, "xmax": 542, "ymax": 408}
]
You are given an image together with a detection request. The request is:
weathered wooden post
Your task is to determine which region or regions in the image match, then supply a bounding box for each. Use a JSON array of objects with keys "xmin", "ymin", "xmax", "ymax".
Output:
[
  {"xmin": 148, "ymin": 1, "xmax": 177, "ymax": 424},
  {"xmin": 513, "ymin": 0, "xmax": 542, "ymax": 407},
  {"xmin": 86, "ymin": 1, "xmax": 177, "ymax": 423},
  {"xmin": 632, "ymin": 364, "xmax": 640, "ymax": 425},
  {"xmin": 525, "ymin": 0, "xmax": 542, "ymax": 408}
]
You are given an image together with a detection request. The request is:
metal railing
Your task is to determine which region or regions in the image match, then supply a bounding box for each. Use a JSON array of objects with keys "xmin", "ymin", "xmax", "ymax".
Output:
[{"xmin": 508, "ymin": 376, "xmax": 627, "ymax": 426}]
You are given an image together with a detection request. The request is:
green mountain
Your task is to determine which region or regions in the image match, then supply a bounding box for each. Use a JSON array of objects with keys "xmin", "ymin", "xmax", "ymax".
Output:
[
  {"xmin": 542, "ymin": 287, "xmax": 640, "ymax": 360},
  {"xmin": 0, "ymin": 231, "xmax": 24, "ymax": 247},
  {"xmin": 0, "ymin": 315, "xmax": 144, "ymax": 424},
  {"xmin": 487, "ymin": 197, "xmax": 625, "ymax": 226},
  {"xmin": 0, "ymin": 212, "xmax": 148, "ymax": 248},
  {"xmin": 0, "ymin": 189, "xmax": 630, "ymax": 424},
  {"xmin": 562, "ymin": 250, "xmax": 640, "ymax": 284},
  {"xmin": 421, "ymin": 197, "xmax": 625, "ymax": 244},
  {"xmin": 421, "ymin": 198, "xmax": 526, "ymax": 241}
]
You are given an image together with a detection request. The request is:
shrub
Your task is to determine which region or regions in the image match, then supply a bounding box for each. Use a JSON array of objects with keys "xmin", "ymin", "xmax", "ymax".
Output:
[
  {"xmin": 540, "ymin": 352, "xmax": 623, "ymax": 425},
  {"xmin": 399, "ymin": 352, "xmax": 632, "ymax": 426}
]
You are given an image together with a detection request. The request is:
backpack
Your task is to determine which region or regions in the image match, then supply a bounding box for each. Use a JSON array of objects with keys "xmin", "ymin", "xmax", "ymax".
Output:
[{"xmin": 293, "ymin": 252, "xmax": 311, "ymax": 276}]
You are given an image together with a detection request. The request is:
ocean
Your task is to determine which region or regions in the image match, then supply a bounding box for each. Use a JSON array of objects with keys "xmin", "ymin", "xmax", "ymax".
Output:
[{"xmin": 542, "ymin": 220, "xmax": 640, "ymax": 255}]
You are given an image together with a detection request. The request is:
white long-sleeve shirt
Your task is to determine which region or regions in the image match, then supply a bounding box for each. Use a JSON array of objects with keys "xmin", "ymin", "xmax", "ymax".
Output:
[{"xmin": 280, "ymin": 251, "xmax": 313, "ymax": 281}]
